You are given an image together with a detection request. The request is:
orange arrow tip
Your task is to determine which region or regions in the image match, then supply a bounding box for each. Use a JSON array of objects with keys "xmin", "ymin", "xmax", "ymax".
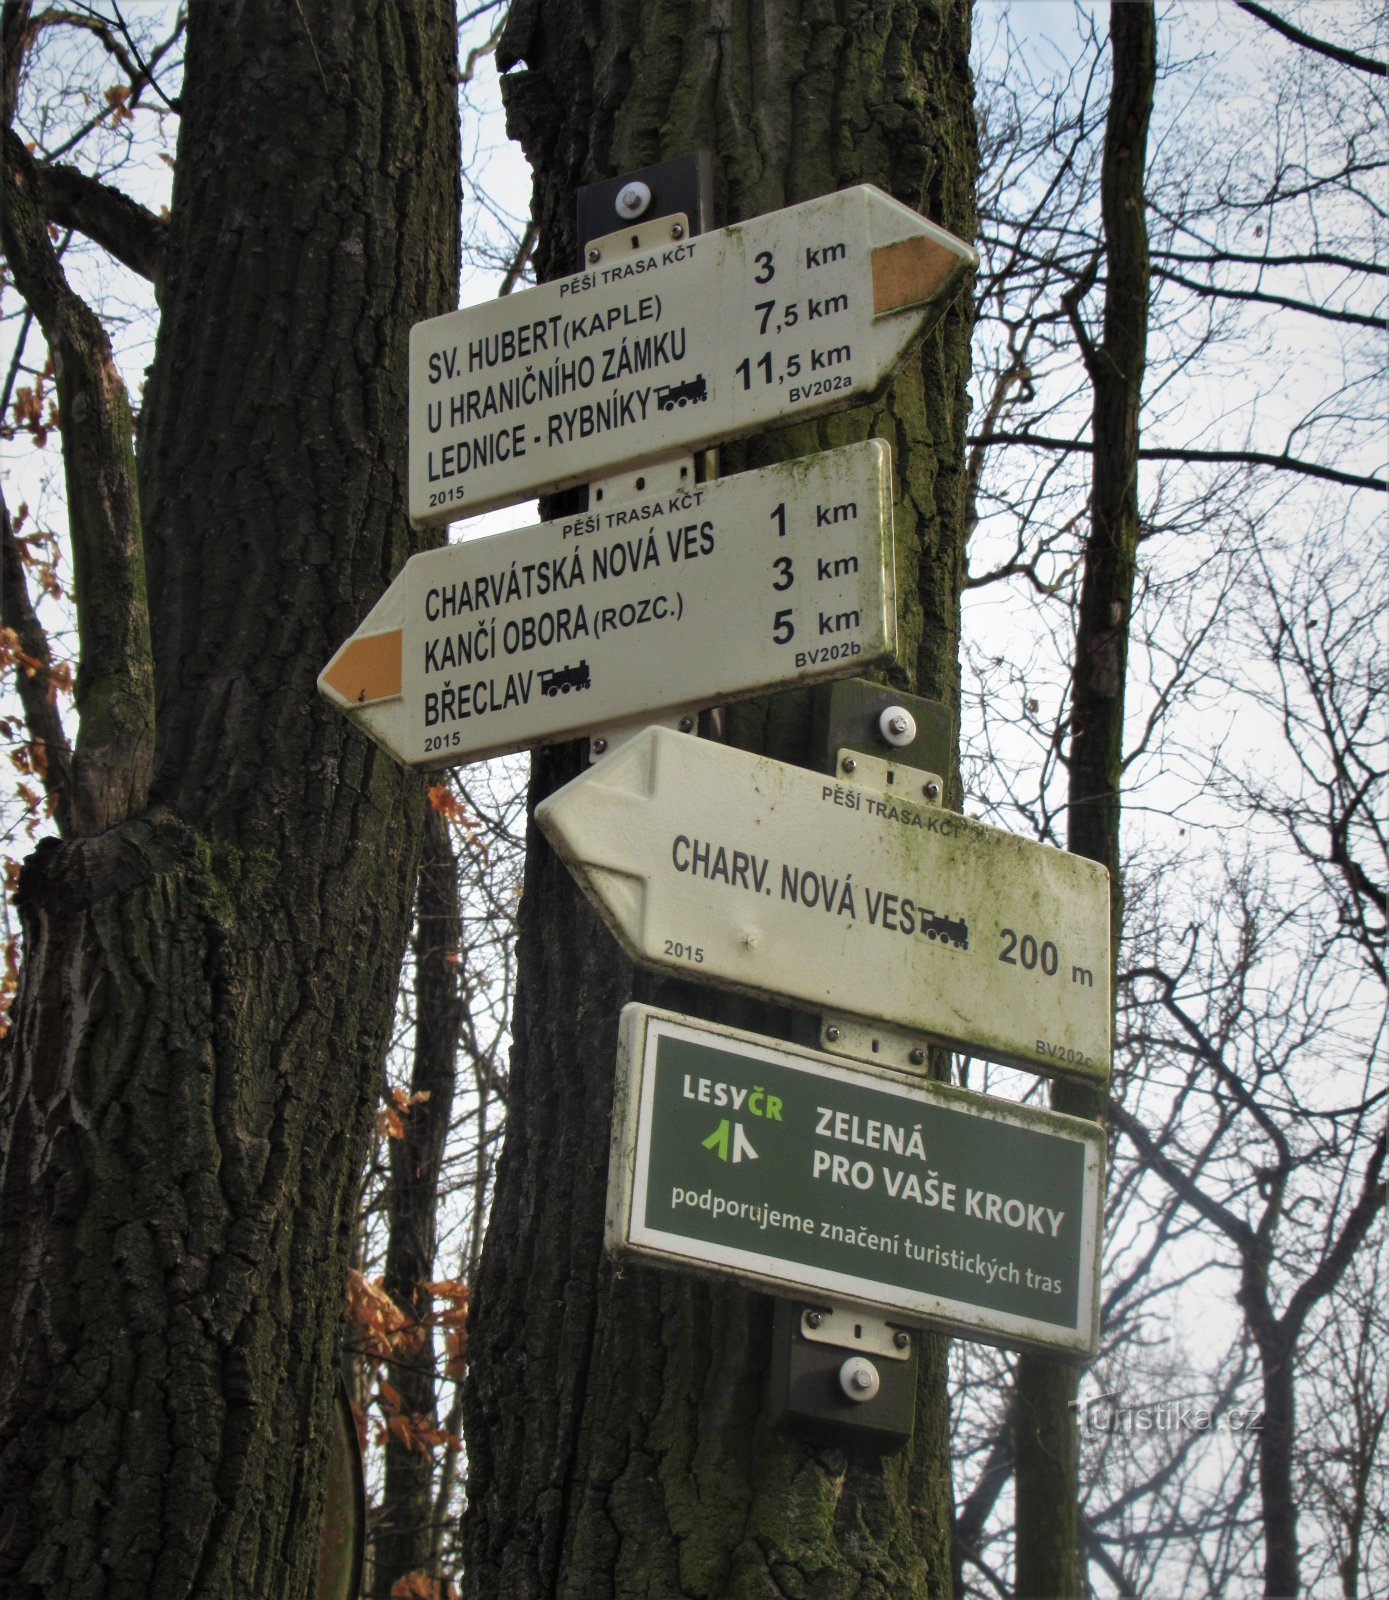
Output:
[
  {"xmin": 872, "ymin": 234, "xmax": 971, "ymax": 316},
  {"xmin": 321, "ymin": 629, "xmax": 402, "ymax": 705}
]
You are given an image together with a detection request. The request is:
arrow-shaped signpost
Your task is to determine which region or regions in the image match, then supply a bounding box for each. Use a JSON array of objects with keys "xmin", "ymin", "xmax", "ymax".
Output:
[
  {"xmin": 321, "ymin": 172, "xmax": 1113, "ymax": 1368},
  {"xmin": 319, "ymin": 441, "xmax": 895, "ymax": 768},
  {"xmin": 316, "ymin": 167, "xmax": 1119, "ymax": 1392},
  {"xmin": 409, "ymin": 184, "xmax": 976, "ymax": 524},
  {"xmin": 536, "ymin": 726, "xmax": 1112, "ymax": 1084},
  {"xmin": 326, "ymin": 184, "xmax": 978, "ymax": 768}
]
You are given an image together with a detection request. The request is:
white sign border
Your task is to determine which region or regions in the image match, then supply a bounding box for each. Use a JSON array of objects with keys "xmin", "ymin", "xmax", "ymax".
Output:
[{"xmin": 607, "ymin": 1003, "xmax": 1104, "ymax": 1358}]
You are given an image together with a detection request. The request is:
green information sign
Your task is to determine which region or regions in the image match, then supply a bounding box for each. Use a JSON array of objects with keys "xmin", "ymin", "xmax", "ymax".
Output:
[{"xmin": 608, "ymin": 1005, "xmax": 1104, "ymax": 1356}]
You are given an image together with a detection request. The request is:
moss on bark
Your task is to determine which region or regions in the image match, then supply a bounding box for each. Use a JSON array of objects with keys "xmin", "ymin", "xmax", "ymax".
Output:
[
  {"xmin": 465, "ymin": 4, "xmax": 976, "ymax": 1595},
  {"xmin": 0, "ymin": 3, "xmax": 460, "ymax": 1595}
]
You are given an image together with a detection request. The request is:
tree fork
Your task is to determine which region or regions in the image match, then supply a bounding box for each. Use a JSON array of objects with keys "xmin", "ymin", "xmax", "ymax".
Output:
[
  {"xmin": 0, "ymin": 2, "xmax": 460, "ymax": 1594},
  {"xmin": 1, "ymin": 126, "xmax": 155, "ymax": 838},
  {"xmin": 463, "ymin": 2, "xmax": 976, "ymax": 1595}
]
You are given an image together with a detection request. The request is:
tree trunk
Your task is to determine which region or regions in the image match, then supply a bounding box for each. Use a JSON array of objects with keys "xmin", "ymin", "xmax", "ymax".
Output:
[
  {"xmin": 463, "ymin": 3, "xmax": 976, "ymax": 1595},
  {"xmin": 0, "ymin": 4, "xmax": 459, "ymax": 1596},
  {"xmin": 1252, "ymin": 1318, "xmax": 1299, "ymax": 1599},
  {"xmin": 373, "ymin": 805, "xmax": 466, "ymax": 1599},
  {"xmin": 1013, "ymin": 5, "xmax": 1155, "ymax": 1597}
]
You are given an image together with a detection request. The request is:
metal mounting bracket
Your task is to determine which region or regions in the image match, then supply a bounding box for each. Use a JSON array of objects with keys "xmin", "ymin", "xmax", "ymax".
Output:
[
  {"xmin": 819, "ymin": 1016, "xmax": 936, "ymax": 1073},
  {"xmin": 813, "ymin": 678, "xmax": 954, "ymax": 782},
  {"xmin": 586, "ymin": 711, "xmax": 699, "ymax": 763},
  {"xmin": 583, "ymin": 210, "xmax": 694, "ymax": 272},
  {"xmin": 577, "ymin": 151, "xmax": 714, "ymax": 258},
  {"xmin": 575, "ymin": 169, "xmax": 719, "ymax": 765},
  {"xmin": 832, "ymin": 747, "xmax": 944, "ymax": 808},
  {"xmin": 768, "ymin": 1299, "xmax": 917, "ymax": 1450},
  {"xmin": 798, "ymin": 1303, "xmax": 913, "ymax": 1360},
  {"xmin": 587, "ymin": 450, "xmax": 698, "ymax": 510}
]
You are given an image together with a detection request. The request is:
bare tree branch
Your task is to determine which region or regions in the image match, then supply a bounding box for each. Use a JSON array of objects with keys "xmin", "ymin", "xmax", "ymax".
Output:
[
  {"xmin": 36, "ymin": 161, "xmax": 167, "ymax": 288},
  {"xmin": 1282, "ymin": 1131, "xmax": 1386, "ymax": 1340},
  {"xmin": 953, "ymin": 1404, "xmax": 1016, "ymax": 1584},
  {"xmin": 1, "ymin": 0, "xmax": 33, "ymax": 131},
  {"xmin": 968, "ymin": 431, "xmax": 1386, "ymax": 493},
  {"xmin": 1109, "ymin": 1101, "xmax": 1255, "ymax": 1252},
  {"xmin": 1232, "ymin": 1, "xmax": 1387, "ymax": 77},
  {"xmin": 0, "ymin": 487, "xmax": 74, "ymax": 836},
  {"xmin": 1151, "ymin": 263, "xmax": 1383, "ymax": 328},
  {"xmin": 1, "ymin": 126, "xmax": 153, "ymax": 833},
  {"xmin": 1153, "ymin": 245, "xmax": 1385, "ymax": 277},
  {"xmin": 497, "ymin": 216, "xmax": 536, "ymax": 297}
]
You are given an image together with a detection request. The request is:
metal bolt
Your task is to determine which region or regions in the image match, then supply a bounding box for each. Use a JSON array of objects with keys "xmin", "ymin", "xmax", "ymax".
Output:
[
  {"xmin": 671, "ymin": 222, "xmax": 685, "ymax": 239},
  {"xmin": 805, "ymin": 1310, "xmax": 823, "ymax": 1329},
  {"xmin": 924, "ymin": 780, "xmax": 941, "ymax": 800},
  {"xmin": 587, "ymin": 245, "xmax": 601, "ymax": 263},
  {"xmin": 909, "ymin": 1047, "xmax": 926, "ymax": 1066},
  {"xmin": 678, "ymin": 716, "xmax": 694, "ymax": 732},
  {"xmin": 838, "ymin": 1356, "xmax": 880, "ymax": 1403},
  {"xmin": 615, "ymin": 180, "xmax": 652, "ymax": 219},
  {"xmin": 879, "ymin": 705, "xmax": 917, "ymax": 747},
  {"xmin": 842, "ymin": 757, "xmax": 857, "ymax": 774},
  {"xmin": 894, "ymin": 1330, "xmax": 910, "ymax": 1350},
  {"xmin": 592, "ymin": 737, "xmax": 608, "ymax": 755},
  {"xmin": 825, "ymin": 1025, "xmax": 841, "ymax": 1043}
]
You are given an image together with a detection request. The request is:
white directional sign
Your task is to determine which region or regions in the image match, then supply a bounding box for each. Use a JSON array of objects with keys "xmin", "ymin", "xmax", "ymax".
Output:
[
  {"xmin": 410, "ymin": 184, "xmax": 976, "ymax": 524},
  {"xmin": 536, "ymin": 728, "xmax": 1112, "ymax": 1083},
  {"xmin": 609, "ymin": 1005, "xmax": 1104, "ymax": 1355},
  {"xmin": 319, "ymin": 442, "xmax": 895, "ymax": 768}
]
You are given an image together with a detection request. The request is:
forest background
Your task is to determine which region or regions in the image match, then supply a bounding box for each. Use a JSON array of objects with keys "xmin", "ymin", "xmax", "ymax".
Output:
[{"xmin": 1, "ymin": 1, "xmax": 1383, "ymax": 1597}]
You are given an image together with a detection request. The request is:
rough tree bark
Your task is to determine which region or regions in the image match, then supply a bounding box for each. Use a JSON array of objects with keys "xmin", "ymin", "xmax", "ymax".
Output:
[
  {"xmin": 462, "ymin": 2, "xmax": 976, "ymax": 1596},
  {"xmin": 373, "ymin": 805, "xmax": 465, "ymax": 1599},
  {"xmin": 1013, "ymin": 5, "xmax": 1155, "ymax": 1597},
  {"xmin": 0, "ymin": 3, "xmax": 459, "ymax": 1596}
]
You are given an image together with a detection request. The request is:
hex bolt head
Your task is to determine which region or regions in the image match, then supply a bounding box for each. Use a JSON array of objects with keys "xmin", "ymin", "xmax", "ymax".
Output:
[
  {"xmin": 839, "ymin": 1356, "xmax": 881, "ymax": 1403},
  {"xmin": 615, "ymin": 180, "xmax": 652, "ymax": 219},
  {"xmin": 879, "ymin": 705, "xmax": 918, "ymax": 747}
]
